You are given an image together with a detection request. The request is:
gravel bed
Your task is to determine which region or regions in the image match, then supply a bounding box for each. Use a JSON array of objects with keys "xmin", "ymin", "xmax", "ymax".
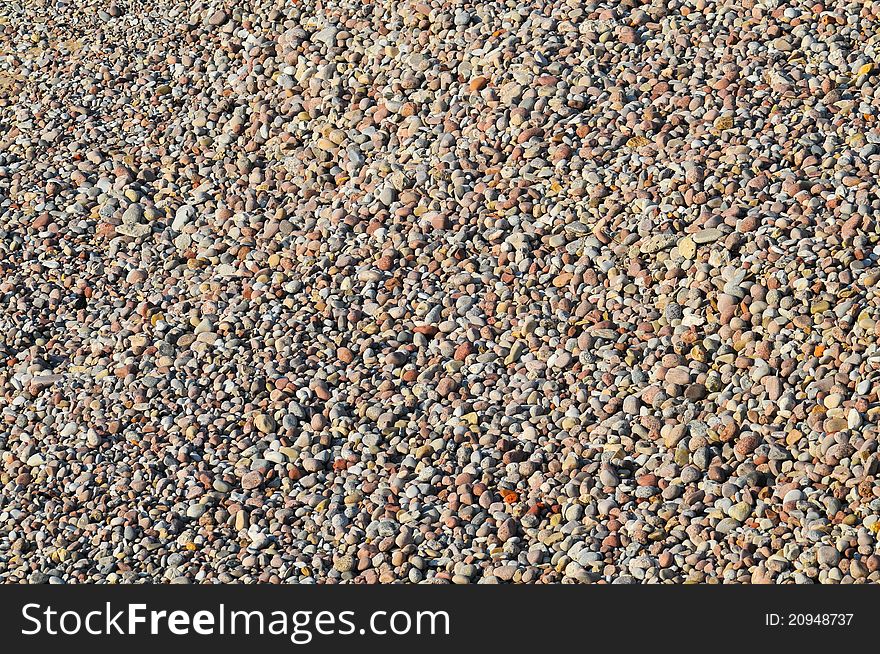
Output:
[{"xmin": 2, "ymin": 0, "xmax": 880, "ymax": 583}]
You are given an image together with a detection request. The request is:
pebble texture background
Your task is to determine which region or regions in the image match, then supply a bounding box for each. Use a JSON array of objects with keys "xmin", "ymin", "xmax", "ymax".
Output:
[{"xmin": 2, "ymin": 0, "xmax": 880, "ymax": 584}]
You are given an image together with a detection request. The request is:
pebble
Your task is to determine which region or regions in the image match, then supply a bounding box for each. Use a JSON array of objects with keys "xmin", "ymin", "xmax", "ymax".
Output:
[
  {"xmin": 172, "ymin": 204, "xmax": 195, "ymax": 231},
  {"xmin": 783, "ymin": 490, "xmax": 805, "ymax": 506},
  {"xmin": 241, "ymin": 472, "xmax": 263, "ymax": 491},
  {"xmin": 817, "ymin": 547, "xmax": 841, "ymax": 568},
  {"xmin": 678, "ymin": 236, "xmax": 696, "ymax": 260},
  {"xmin": 254, "ymin": 413, "xmax": 276, "ymax": 434},
  {"xmin": 692, "ymin": 228, "xmax": 723, "ymax": 244}
]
